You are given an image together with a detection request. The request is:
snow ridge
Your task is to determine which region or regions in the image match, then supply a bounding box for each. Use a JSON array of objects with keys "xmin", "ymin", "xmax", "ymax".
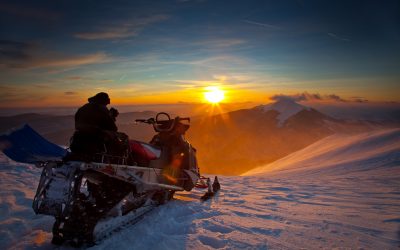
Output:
[
  {"xmin": 256, "ymin": 99, "xmax": 310, "ymax": 126},
  {"xmin": 244, "ymin": 128, "xmax": 400, "ymax": 176}
]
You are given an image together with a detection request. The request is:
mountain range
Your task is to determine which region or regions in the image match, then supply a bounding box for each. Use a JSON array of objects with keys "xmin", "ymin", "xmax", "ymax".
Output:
[{"xmin": 188, "ymin": 99, "xmax": 382, "ymax": 174}]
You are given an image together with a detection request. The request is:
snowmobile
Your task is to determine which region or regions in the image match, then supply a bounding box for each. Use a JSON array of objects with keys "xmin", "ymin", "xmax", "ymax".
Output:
[{"xmin": 1, "ymin": 112, "xmax": 203, "ymax": 246}]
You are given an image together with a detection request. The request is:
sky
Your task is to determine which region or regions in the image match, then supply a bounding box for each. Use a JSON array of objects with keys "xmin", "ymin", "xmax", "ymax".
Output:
[{"xmin": 0, "ymin": 0, "xmax": 399, "ymax": 108}]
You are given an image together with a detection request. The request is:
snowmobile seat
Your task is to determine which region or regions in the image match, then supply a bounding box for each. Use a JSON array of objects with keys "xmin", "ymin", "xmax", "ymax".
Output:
[{"xmin": 129, "ymin": 140, "xmax": 161, "ymax": 167}]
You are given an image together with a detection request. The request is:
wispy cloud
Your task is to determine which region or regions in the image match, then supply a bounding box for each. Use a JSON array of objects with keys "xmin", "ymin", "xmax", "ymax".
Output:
[
  {"xmin": 243, "ymin": 19, "xmax": 281, "ymax": 30},
  {"xmin": 74, "ymin": 15, "xmax": 169, "ymax": 40},
  {"xmin": 271, "ymin": 92, "xmax": 364, "ymax": 103},
  {"xmin": 161, "ymin": 55, "xmax": 249, "ymax": 70},
  {"xmin": 349, "ymin": 96, "xmax": 369, "ymax": 103},
  {"xmin": 327, "ymin": 32, "xmax": 350, "ymax": 42},
  {"xmin": 31, "ymin": 52, "xmax": 112, "ymax": 68},
  {"xmin": 0, "ymin": 40, "xmax": 36, "ymax": 60},
  {"xmin": 33, "ymin": 83, "xmax": 52, "ymax": 88},
  {"xmin": 170, "ymin": 76, "xmax": 261, "ymax": 90},
  {"xmin": 11, "ymin": 52, "xmax": 111, "ymax": 69},
  {"xmin": 0, "ymin": 40, "xmax": 113, "ymax": 69},
  {"xmin": 74, "ymin": 26, "xmax": 138, "ymax": 40},
  {"xmin": 66, "ymin": 76, "xmax": 84, "ymax": 80},
  {"xmin": 192, "ymin": 38, "xmax": 246, "ymax": 48},
  {"xmin": 0, "ymin": 84, "xmax": 45, "ymax": 104}
]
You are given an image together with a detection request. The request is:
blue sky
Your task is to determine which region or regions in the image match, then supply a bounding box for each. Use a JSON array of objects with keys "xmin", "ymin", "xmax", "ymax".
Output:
[{"xmin": 0, "ymin": 0, "xmax": 399, "ymax": 107}]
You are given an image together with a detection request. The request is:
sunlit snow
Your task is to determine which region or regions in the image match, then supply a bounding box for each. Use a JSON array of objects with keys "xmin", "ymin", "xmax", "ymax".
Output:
[{"xmin": 1, "ymin": 129, "xmax": 399, "ymax": 249}]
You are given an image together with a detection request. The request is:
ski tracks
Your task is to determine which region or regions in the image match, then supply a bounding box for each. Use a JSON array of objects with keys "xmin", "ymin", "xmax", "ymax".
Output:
[{"xmin": 96, "ymin": 172, "xmax": 400, "ymax": 249}]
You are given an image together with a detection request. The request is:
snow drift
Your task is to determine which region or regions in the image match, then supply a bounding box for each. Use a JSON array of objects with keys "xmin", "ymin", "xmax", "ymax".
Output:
[{"xmin": 244, "ymin": 128, "xmax": 400, "ymax": 176}]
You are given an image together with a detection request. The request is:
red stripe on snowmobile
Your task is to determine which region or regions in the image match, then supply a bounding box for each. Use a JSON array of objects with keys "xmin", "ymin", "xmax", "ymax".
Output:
[{"xmin": 129, "ymin": 140, "xmax": 160, "ymax": 161}]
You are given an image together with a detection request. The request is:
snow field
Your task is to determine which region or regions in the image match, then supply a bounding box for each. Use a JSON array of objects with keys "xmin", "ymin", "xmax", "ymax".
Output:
[
  {"xmin": 0, "ymin": 155, "xmax": 53, "ymax": 249},
  {"xmin": 0, "ymin": 128, "xmax": 399, "ymax": 249},
  {"xmin": 97, "ymin": 169, "xmax": 400, "ymax": 249}
]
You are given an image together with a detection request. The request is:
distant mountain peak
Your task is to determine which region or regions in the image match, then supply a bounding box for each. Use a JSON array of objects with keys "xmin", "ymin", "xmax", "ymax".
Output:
[{"xmin": 255, "ymin": 99, "xmax": 310, "ymax": 126}]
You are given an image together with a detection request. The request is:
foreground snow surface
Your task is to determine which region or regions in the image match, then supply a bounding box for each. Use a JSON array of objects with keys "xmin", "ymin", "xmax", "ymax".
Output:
[{"xmin": 1, "ymin": 129, "xmax": 400, "ymax": 249}]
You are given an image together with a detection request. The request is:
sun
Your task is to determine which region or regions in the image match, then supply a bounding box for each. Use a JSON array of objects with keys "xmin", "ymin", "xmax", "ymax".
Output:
[{"xmin": 204, "ymin": 86, "xmax": 225, "ymax": 104}]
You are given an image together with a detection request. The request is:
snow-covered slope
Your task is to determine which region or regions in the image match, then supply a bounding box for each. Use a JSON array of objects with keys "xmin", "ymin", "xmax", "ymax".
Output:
[
  {"xmin": 191, "ymin": 99, "xmax": 336, "ymax": 175},
  {"xmin": 255, "ymin": 99, "xmax": 310, "ymax": 126},
  {"xmin": 1, "ymin": 129, "xmax": 400, "ymax": 249},
  {"xmin": 0, "ymin": 154, "xmax": 53, "ymax": 249},
  {"xmin": 244, "ymin": 128, "xmax": 400, "ymax": 176}
]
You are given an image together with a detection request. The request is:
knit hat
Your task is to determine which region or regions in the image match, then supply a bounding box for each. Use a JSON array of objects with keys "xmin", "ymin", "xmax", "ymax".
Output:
[{"xmin": 88, "ymin": 92, "xmax": 110, "ymax": 105}]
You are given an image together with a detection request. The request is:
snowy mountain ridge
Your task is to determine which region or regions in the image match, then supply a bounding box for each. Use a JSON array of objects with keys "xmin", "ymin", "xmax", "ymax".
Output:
[{"xmin": 255, "ymin": 99, "xmax": 311, "ymax": 126}]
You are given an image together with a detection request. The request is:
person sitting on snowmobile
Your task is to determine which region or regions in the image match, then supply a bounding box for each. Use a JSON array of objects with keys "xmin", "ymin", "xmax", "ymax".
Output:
[{"xmin": 69, "ymin": 92, "xmax": 126, "ymax": 159}]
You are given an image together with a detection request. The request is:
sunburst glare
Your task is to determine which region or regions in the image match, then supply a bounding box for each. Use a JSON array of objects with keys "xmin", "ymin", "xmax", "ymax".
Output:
[{"xmin": 204, "ymin": 86, "xmax": 225, "ymax": 104}]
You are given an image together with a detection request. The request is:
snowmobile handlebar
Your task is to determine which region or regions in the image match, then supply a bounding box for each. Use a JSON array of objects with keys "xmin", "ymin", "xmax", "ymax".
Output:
[
  {"xmin": 135, "ymin": 112, "xmax": 190, "ymax": 132},
  {"xmin": 135, "ymin": 118, "xmax": 156, "ymax": 124},
  {"xmin": 178, "ymin": 117, "xmax": 190, "ymax": 122}
]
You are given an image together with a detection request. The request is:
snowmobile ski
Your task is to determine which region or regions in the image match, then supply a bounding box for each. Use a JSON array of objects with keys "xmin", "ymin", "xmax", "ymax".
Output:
[{"xmin": 200, "ymin": 176, "xmax": 221, "ymax": 201}]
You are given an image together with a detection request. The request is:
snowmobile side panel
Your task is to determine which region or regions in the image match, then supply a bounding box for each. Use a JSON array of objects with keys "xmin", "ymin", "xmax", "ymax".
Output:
[{"xmin": 88, "ymin": 162, "xmax": 185, "ymax": 192}]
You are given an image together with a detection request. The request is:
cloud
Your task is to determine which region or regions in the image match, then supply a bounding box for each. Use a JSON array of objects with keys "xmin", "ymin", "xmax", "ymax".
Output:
[
  {"xmin": 350, "ymin": 96, "xmax": 369, "ymax": 103},
  {"xmin": 0, "ymin": 84, "xmax": 19, "ymax": 94},
  {"xmin": 171, "ymin": 55, "xmax": 249, "ymax": 69},
  {"xmin": 30, "ymin": 52, "xmax": 111, "ymax": 69},
  {"xmin": 0, "ymin": 40, "xmax": 36, "ymax": 61},
  {"xmin": 33, "ymin": 83, "xmax": 51, "ymax": 88},
  {"xmin": 66, "ymin": 76, "xmax": 83, "ymax": 80},
  {"xmin": 243, "ymin": 19, "xmax": 281, "ymax": 30},
  {"xmin": 0, "ymin": 84, "xmax": 47, "ymax": 104},
  {"xmin": 192, "ymin": 38, "xmax": 246, "ymax": 48},
  {"xmin": 326, "ymin": 94, "xmax": 346, "ymax": 102},
  {"xmin": 0, "ymin": 41, "xmax": 113, "ymax": 69},
  {"xmin": 270, "ymin": 92, "xmax": 366, "ymax": 103},
  {"xmin": 74, "ymin": 26, "xmax": 138, "ymax": 40},
  {"xmin": 270, "ymin": 94, "xmax": 306, "ymax": 102},
  {"xmin": 327, "ymin": 32, "xmax": 350, "ymax": 42},
  {"xmin": 74, "ymin": 15, "xmax": 169, "ymax": 40},
  {"xmin": 64, "ymin": 91, "xmax": 77, "ymax": 95}
]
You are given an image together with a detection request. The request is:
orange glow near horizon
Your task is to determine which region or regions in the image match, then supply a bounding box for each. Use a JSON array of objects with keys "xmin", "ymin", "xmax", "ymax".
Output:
[{"xmin": 2, "ymin": 82, "xmax": 397, "ymax": 109}]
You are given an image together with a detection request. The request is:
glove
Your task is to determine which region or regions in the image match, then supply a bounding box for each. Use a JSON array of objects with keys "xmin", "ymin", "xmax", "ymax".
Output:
[
  {"xmin": 110, "ymin": 107, "xmax": 119, "ymax": 118},
  {"xmin": 103, "ymin": 130, "xmax": 118, "ymax": 141}
]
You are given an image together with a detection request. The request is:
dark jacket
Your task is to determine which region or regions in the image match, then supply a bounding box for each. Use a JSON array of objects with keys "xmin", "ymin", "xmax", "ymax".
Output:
[
  {"xmin": 75, "ymin": 102, "xmax": 117, "ymax": 134},
  {"xmin": 70, "ymin": 95, "xmax": 117, "ymax": 155}
]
